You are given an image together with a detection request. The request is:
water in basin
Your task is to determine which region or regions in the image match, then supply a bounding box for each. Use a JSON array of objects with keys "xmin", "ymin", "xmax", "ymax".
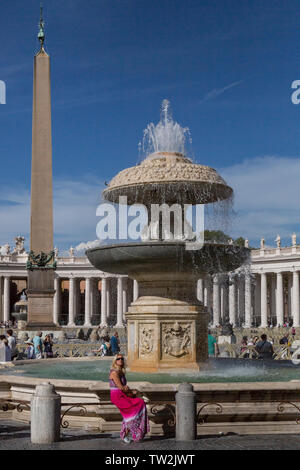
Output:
[{"xmin": 1, "ymin": 358, "xmax": 300, "ymax": 383}]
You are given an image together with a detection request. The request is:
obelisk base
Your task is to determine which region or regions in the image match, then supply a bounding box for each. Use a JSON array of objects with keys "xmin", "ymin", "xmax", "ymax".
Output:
[{"xmin": 26, "ymin": 269, "xmax": 56, "ymax": 327}]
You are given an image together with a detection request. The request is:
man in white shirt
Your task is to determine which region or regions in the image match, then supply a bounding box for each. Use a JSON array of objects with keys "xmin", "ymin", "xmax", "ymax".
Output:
[
  {"xmin": 6, "ymin": 329, "xmax": 17, "ymax": 360},
  {"xmin": 0, "ymin": 335, "xmax": 11, "ymax": 362}
]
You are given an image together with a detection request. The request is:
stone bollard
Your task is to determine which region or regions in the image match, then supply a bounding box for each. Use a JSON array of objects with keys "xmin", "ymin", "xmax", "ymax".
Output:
[
  {"xmin": 175, "ymin": 382, "xmax": 196, "ymax": 441},
  {"xmin": 31, "ymin": 382, "xmax": 61, "ymax": 444}
]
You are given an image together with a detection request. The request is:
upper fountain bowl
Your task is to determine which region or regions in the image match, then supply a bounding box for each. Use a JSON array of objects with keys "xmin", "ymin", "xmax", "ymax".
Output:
[
  {"xmin": 103, "ymin": 152, "xmax": 233, "ymax": 205},
  {"xmin": 86, "ymin": 241, "xmax": 249, "ymax": 280}
]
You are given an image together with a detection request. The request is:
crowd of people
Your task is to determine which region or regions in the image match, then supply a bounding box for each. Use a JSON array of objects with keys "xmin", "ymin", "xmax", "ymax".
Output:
[
  {"xmin": 207, "ymin": 329, "xmax": 296, "ymax": 360},
  {"xmin": 23, "ymin": 332, "xmax": 54, "ymax": 360},
  {"xmin": 0, "ymin": 330, "xmax": 121, "ymax": 362},
  {"xmin": 0, "ymin": 320, "xmax": 17, "ymax": 329},
  {"xmin": 92, "ymin": 331, "xmax": 120, "ymax": 356}
]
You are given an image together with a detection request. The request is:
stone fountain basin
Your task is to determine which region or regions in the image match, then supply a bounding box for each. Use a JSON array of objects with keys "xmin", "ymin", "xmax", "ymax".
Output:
[
  {"xmin": 86, "ymin": 242, "xmax": 249, "ymax": 278},
  {"xmin": 2, "ymin": 358, "xmax": 300, "ymax": 436}
]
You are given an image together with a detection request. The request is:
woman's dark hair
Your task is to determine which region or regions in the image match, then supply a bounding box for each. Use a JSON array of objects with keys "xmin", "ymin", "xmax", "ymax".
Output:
[{"xmin": 7, "ymin": 329, "xmax": 13, "ymax": 336}]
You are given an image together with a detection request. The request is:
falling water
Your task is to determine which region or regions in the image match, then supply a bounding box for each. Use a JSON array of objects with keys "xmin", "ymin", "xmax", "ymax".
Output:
[{"xmin": 140, "ymin": 99, "xmax": 192, "ymax": 157}]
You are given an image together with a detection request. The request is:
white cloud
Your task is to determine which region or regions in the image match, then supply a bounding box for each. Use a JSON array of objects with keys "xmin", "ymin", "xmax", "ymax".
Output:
[
  {"xmin": 200, "ymin": 80, "xmax": 243, "ymax": 103},
  {"xmin": 0, "ymin": 156, "xmax": 299, "ymax": 250},
  {"xmin": 0, "ymin": 177, "xmax": 105, "ymax": 249},
  {"xmin": 220, "ymin": 156, "xmax": 300, "ymax": 244}
]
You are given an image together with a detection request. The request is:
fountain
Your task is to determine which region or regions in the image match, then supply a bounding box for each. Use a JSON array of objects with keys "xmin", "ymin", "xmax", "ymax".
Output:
[
  {"xmin": 1, "ymin": 103, "xmax": 299, "ymax": 437},
  {"xmin": 11, "ymin": 290, "xmax": 28, "ymax": 326},
  {"xmin": 86, "ymin": 100, "xmax": 249, "ymax": 372}
]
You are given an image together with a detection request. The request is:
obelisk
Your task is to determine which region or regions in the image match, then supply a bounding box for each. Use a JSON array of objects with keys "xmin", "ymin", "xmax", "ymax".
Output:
[{"xmin": 26, "ymin": 8, "xmax": 56, "ymax": 327}]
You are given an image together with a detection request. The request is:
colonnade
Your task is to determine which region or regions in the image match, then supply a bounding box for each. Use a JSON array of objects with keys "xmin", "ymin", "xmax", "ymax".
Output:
[
  {"xmin": 2, "ymin": 269, "xmax": 300, "ymax": 328},
  {"xmin": 197, "ymin": 270, "xmax": 300, "ymax": 328},
  {"xmin": 53, "ymin": 276, "xmax": 129, "ymax": 327},
  {"xmin": 0, "ymin": 275, "xmax": 131, "ymax": 328}
]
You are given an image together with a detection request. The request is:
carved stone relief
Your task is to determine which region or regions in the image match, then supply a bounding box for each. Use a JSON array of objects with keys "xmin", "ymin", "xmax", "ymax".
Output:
[
  {"xmin": 162, "ymin": 322, "xmax": 191, "ymax": 358},
  {"xmin": 139, "ymin": 324, "xmax": 154, "ymax": 357}
]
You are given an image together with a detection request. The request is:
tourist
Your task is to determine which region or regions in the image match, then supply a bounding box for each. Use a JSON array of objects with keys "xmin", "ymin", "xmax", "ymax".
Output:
[
  {"xmin": 0, "ymin": 335, "xmax": 11, "ymax": 361},
  {"xmin": 6, "ymin": 329, "xmax": 18, "ymax": 360},
  {"xmin": 33, "ymin": 332, "xmax": 43, "ymax": 359},
  {"xmin": 43, "ymin": 334, "xmax": 54, "ymax": 358},
  {"xmin": 240, "ymin": 336, "xmax": 248, "ymax": 357},
  {"xmin": 291, "ymin": 327, "xmax": 296, "ymax": 339},
  {"xmin": 93, "ymin": 335, "xmax": 111, "ymax": 356},
  {"xmin": 255, "ymin": 334, "xmax": 274, "ymax": 360},
  {"xmin": 109, "ymin": 354, "xmax": 149, "ymax": 443},
  {"xmin": 110, "ymin": 331, "xmax": 120, "ymax": 355},
  {"xmin": 24, "ymin": 339, "xmax": 35, "ymax": 359},
  {"xmin": 208, "ymin": 330, "xmax": 219, "ymax": 357},
  {"xmin": 279, "ymin": 333, "xmax": 289, "ymax": 345},
  {"xmin": 101, "ymin": 336, "xmax": 112, "ymax": 356}
]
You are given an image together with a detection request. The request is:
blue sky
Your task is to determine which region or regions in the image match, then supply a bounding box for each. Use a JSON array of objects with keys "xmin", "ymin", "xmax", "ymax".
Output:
[{"xmin": 1, "ymin": 0, "xmax": 300, "ymax": 251}]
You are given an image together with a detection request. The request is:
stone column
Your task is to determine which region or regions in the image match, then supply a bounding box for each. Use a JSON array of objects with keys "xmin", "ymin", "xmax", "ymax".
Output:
[
  {"xmin": 101, "ymin": 277, "xmax": 108, "ymax": 327},
  {"xmin": 254, "ymin": 274, "xmax": 261, "ymax": 327},
  {"xmin": 3, "ymin": 276, "xmax": 10, "ymax": 323},
  {"xmin": 197, "ymin": 279, "xmax": 204, "ymax": 304},
  {"xmin": 276, "ymin": 272, "xmax": 284, "ymax": 326},
  {"xmin": 53, "ymin": 277, "xmax": 61, "ymax": 325},
  {"xmin": 205, "ymin": 276, "xmax": 212, "ymax": 319},
  {"xmin": 244, "ymin": 273, "xmax": 252, "ymax": 328},
  {"xmin": 0, "ymin": 276, "xmax": 3, "ymax": 322},
  {"xmin": 292, "ymin": 270, "xmax": 300, "ymax": 327},
  {"xmin": 229, "ymin": 276, "xmax": 236, "ymax": 326},
  {"xmin": 84, "ymin": 277, "xmax": 91, "ymax": 327},
  {"xmin": 122, "ymin": 278, "xmax": 127, "ymax": 323},
  {"xmin": 212, "ymin": 275, "xmax": 220, "ymax": 327},
  {"xmin": 133, "ymin": 280, "xmax": 139, "ymax": 301},
  {"xmin": 288, "ymin": 273, "xmax": 292, "ymax": 321},
  {"xmin": 68, "ymin": 277, "xmax": 76, "ymax": 327},
  {"xmin": 115, "ymin": 277, "xmax": 123, "ymax": 327},
  {"xmin": 106, "ymin": 278, "xmax": 111, "ymax": 322},
  {"xmin": 89, "ymin": 278, "xmax": 95, "ymax": 320},
  {"xmin": 220, "ymin": 284, "xmax": 224, "ymax": 322},
  {"xmin": 238, "ymin": 276, "xmax": 245, "ymax": 326},
  {"xmin": 260, "ymin": 272, "xmax": 268, "ymax": 327},
  {"xmin": 271, "ymin": 275, "xmax": 276, "ymax": 325}
]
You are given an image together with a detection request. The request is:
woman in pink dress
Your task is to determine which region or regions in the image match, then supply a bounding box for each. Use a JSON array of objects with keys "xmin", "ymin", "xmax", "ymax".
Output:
[{"xmin": 109, "ymin": 354, "xmax": 149, "ymax": 443}]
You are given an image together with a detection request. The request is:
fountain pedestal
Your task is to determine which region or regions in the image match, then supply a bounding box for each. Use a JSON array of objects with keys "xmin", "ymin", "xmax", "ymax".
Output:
[{"xmin": 126, "ymin": 276, "xmax": 208, "ymax": 372}]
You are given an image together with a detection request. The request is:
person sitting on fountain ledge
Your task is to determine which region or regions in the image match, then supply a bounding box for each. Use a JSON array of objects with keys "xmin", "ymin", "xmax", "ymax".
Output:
[{"xmin": 109, "ymin": 354, "xmax": 150, "ymax": 443}]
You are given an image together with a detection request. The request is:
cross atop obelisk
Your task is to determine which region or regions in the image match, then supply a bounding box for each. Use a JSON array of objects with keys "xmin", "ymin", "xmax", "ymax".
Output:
[
  {"xmin": 27, "ymin": 6, "xmax": 56, "ymax": 327},
  {"xmin": 38, "ymin": 4, "xmax": 45, "ymax": 49}
]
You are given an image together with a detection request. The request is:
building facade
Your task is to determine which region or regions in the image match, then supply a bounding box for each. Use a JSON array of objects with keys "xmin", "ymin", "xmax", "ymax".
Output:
[{"xmin": 1, "ymin": 237, "xmax": 300, "ymax": 328}]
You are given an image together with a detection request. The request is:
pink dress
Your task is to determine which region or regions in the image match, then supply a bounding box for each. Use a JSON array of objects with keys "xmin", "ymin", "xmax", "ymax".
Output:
[{"xmin": 109, "ymin": 370, "xmax": 150, "ymax": 441}]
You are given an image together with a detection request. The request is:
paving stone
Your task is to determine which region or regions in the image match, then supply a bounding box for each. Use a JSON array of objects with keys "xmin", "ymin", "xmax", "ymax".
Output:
[{"xmin": 0, "ymin": 419, "xmax": 300, "ymax": 451}]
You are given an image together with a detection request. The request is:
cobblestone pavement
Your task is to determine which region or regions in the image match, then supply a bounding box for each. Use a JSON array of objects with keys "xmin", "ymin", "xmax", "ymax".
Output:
[{"xmin": 0, "ymin": 420, "xmax": 300, "ymax": 451}]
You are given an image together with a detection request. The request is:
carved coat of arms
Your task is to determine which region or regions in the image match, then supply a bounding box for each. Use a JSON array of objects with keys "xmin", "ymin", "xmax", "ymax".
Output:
[{"xmin": 162, "ymin": 322, "xmax": 191, "ymax": 358}]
